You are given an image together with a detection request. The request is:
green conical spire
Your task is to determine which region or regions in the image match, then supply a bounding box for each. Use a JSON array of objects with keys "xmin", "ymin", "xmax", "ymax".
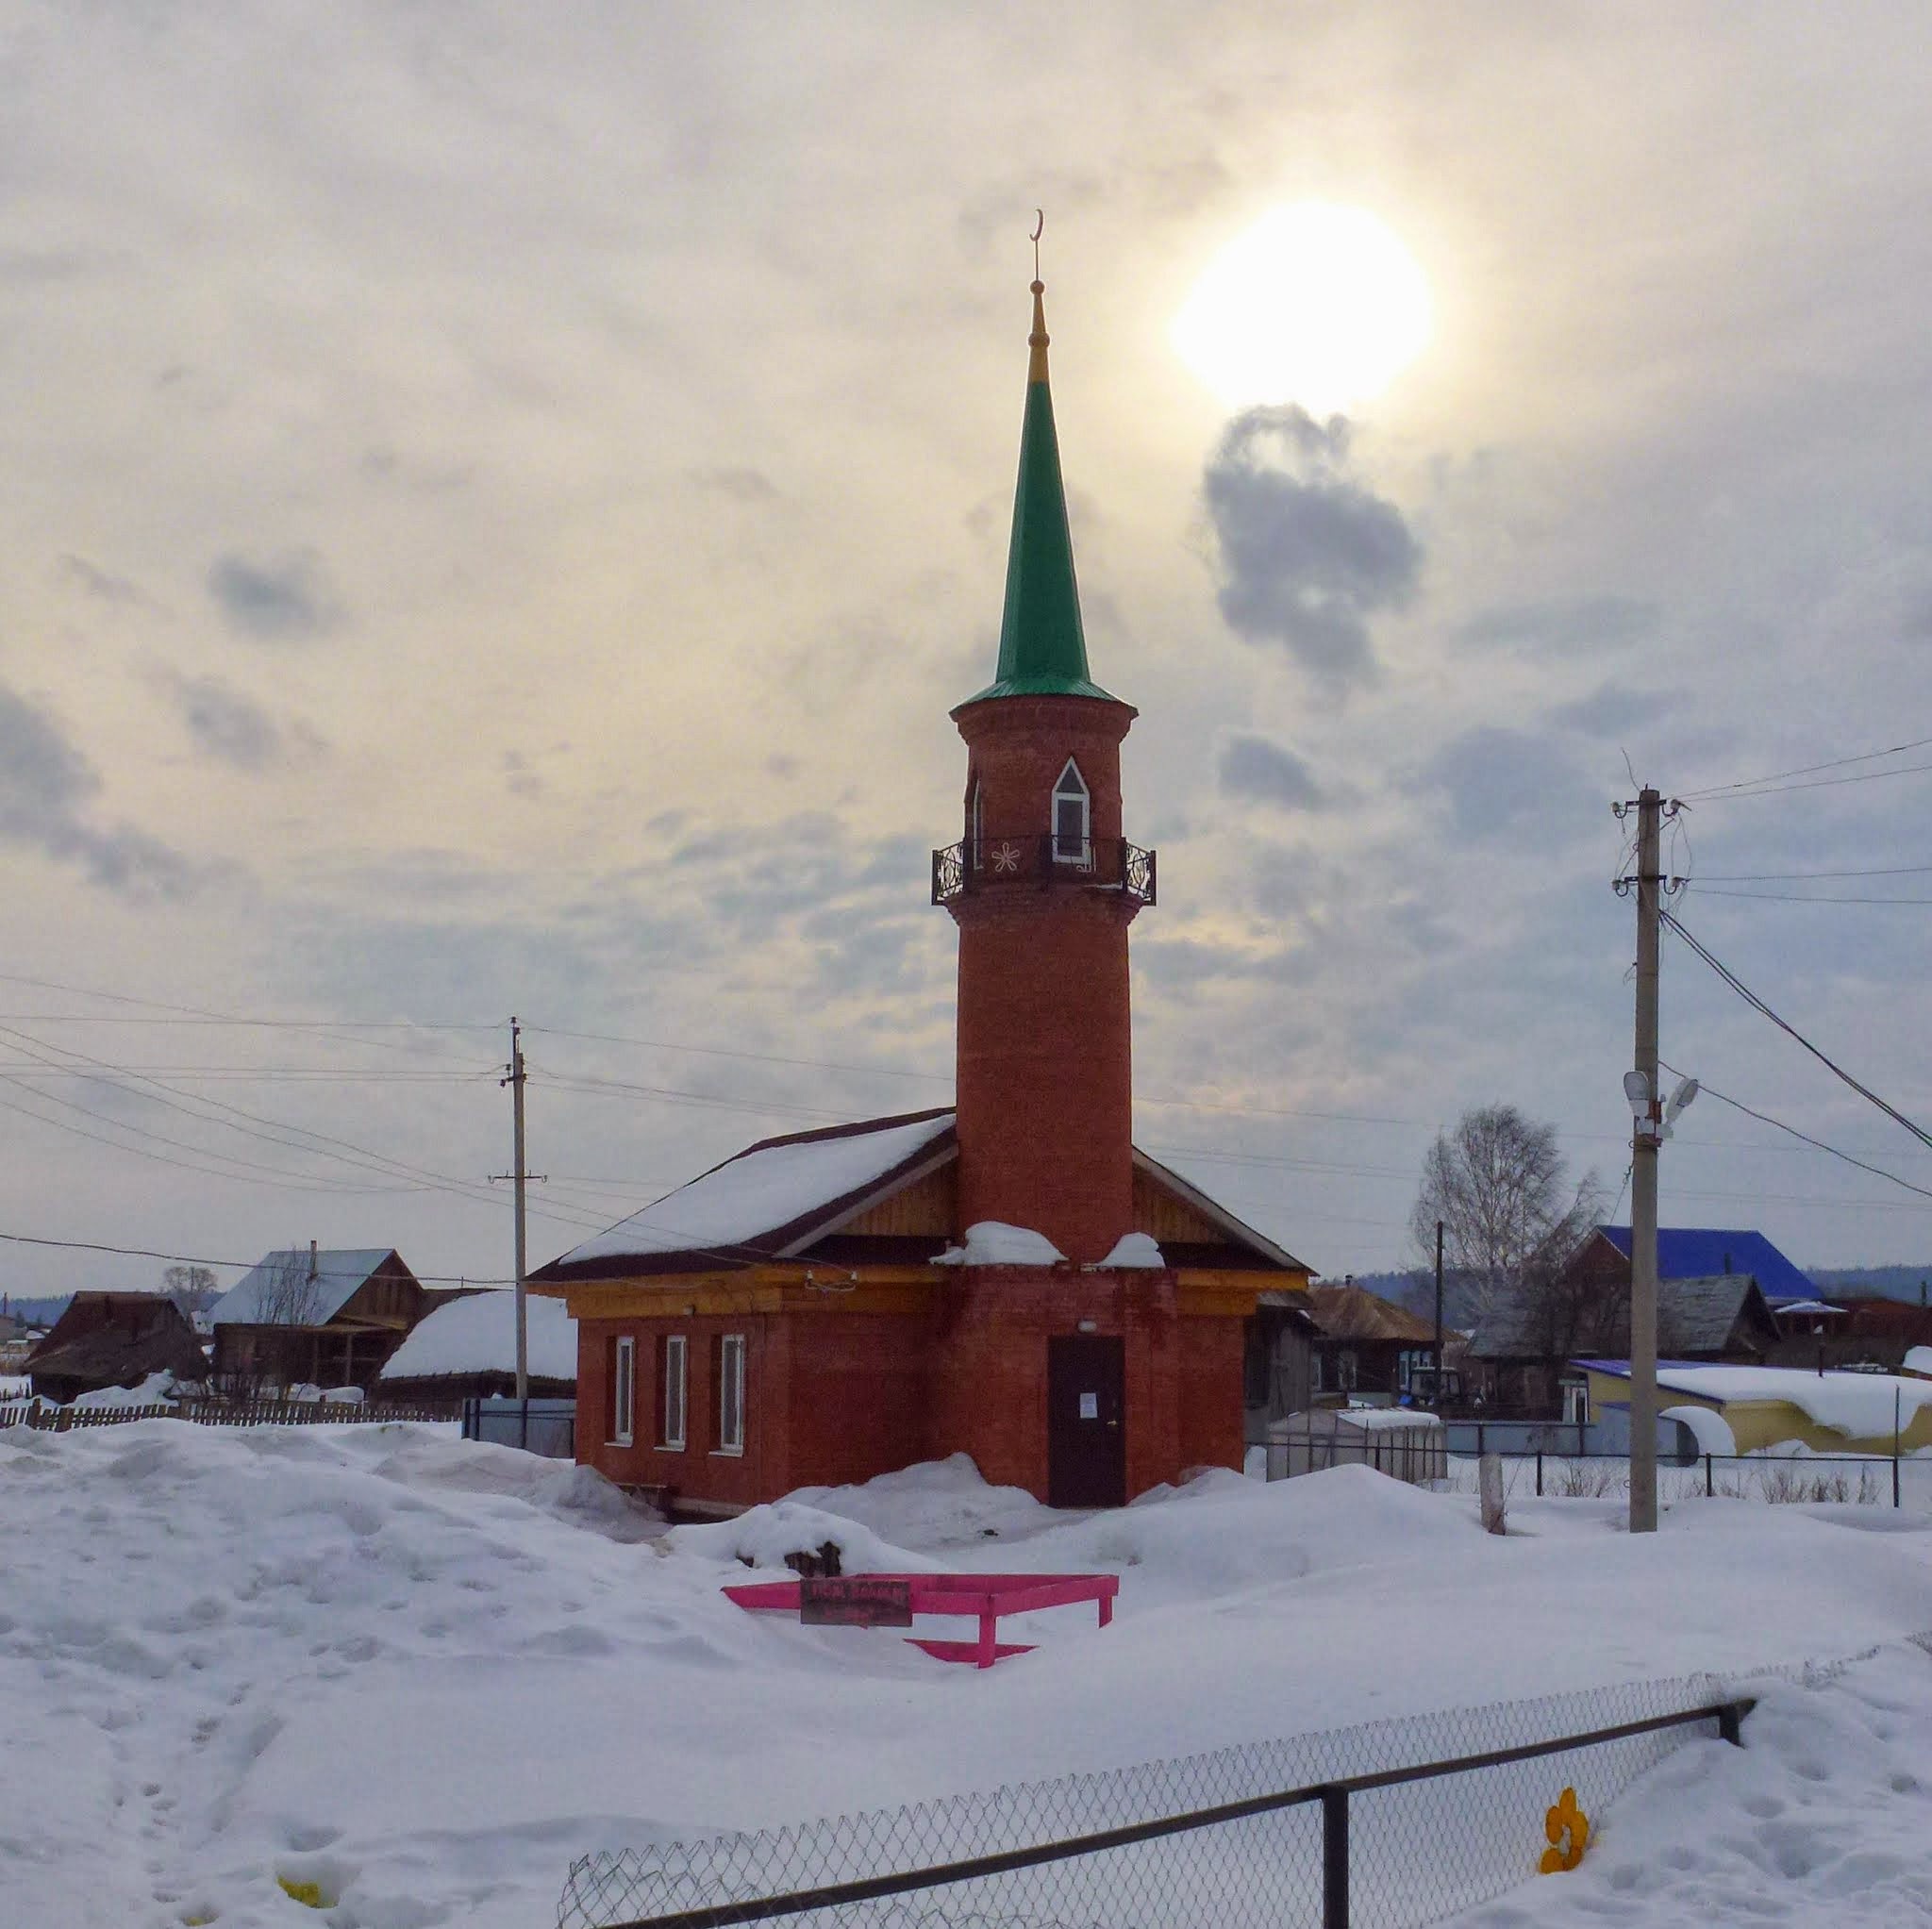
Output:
[{"xmin": 960, "ymin": 278, "xmax": 1116, "ymax": 706}]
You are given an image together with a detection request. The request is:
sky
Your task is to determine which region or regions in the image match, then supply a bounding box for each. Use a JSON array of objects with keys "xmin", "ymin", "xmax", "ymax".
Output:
[{"xmin": 2, "ymin": 0, "xmax": 1929, "ymax": 1301}]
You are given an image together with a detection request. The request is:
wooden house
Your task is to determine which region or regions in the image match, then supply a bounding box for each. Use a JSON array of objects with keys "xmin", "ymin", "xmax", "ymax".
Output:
[
  {"xmin": 208, "ymin": 1246, "xmax": 425, "ymax": 1393},
  {"xmin": 25, "ymin": 1293, "xmax": 208, "ymax": 1405},
  {"xmin": 377, "ymin": 1289, "xmax": 576, "ymax": 1406}
]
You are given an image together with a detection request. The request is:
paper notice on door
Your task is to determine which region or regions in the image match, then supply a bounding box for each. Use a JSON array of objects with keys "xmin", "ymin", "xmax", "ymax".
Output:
[{"xmin": 1079, "ymin": 1392, "xmax": 1099, "ymax": 1420}]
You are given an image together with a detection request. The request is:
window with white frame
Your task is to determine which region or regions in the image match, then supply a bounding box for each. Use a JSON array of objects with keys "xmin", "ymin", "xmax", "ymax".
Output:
[
  {"xmin": 1052, "ymin": 759, "xmax": 1091, "ymax": 865},
  {"xmin": 967, "ymin": 777, "xmax": 984, "ymax": 868},
  {"xmin": 660, "ymin": 1334, "xmax": 687, "ymax": 1450},
  {"xmin": 610, "ymin": 1336, "xmax": 636, "ymax": 1446},
  {"xmin": 715, "ymin": 1333, "xmax": 746, "ymax": 1454}
]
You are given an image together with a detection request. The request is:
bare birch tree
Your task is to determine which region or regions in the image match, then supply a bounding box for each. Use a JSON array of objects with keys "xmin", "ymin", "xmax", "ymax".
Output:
[{"xmin": 1408, "ymin": 1105, "xmax": 1603, "ymax": 1331}]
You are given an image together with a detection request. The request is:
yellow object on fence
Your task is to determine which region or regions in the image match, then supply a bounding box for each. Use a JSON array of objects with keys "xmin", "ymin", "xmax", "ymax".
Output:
[{"xmin": 1539, "ymin": 1785, "xmax": 1591, "ymax": 1872}]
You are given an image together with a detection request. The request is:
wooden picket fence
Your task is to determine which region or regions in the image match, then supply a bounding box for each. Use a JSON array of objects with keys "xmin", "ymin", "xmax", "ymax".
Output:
[{"xmin": 0, "ymin": 1397, "xmax": 449, "ymax": 1433}]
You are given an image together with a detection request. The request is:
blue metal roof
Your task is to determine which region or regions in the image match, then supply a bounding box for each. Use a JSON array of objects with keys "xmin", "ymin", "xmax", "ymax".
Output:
[{"xmin": 1596, "ymin": 1225, "xmax": 1817, "ymax": 1305}]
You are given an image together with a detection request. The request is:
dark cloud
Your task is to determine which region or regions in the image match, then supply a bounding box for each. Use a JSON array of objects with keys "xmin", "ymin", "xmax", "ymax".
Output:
[
  {"xmin": 503, "ymin": 750, "xmax": 542, "ymax": 798},
  {"xmin": 207, "ymin": 548, "xmax": 342, "ymax": 641},
  {"xmin": 1547, "ymin": 686, "xmax": 1675, "ymax": 737},
  {"xmin": 689, "ymin": 465, "xmax": 780, "ymax": 502},
  {"xmin": 1218, "ymin": 733, "xmax": 1325, "ymax": 811},
  {"xmin": 59, "ymin": 555, "xmax": 149, "ymax": 606},
  {"xmin": 1455, "ymin": 595, "xmax": 1657, "ymax": 657},
  {"xmin": 1203, "ymin": 407, "xmax": 1422, "ymax": 692},
  {"xmin": 0, "ymin": 683, "xmax": 197, "ymax": 896},
  {"xmin": 1410, "ymin": 726, "xmax": 1601, "ymax": 843},
  {"xmin": 168, "ymin": 673, "xmax": 283, "ymax": 769}
]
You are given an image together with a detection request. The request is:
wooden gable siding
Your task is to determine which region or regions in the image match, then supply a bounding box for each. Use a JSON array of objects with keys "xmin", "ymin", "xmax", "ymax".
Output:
[
  {"xmin": 833, "ymin": 1160, "xmax": 957, "ymax": 1239},
  {"xmin": 333, "ymin": 1261, "xmax": 423, "ymax": 1331},
  {"xmin": 1131, "ymin": 1167, "xmax": 1226, "ymax": 1246}
]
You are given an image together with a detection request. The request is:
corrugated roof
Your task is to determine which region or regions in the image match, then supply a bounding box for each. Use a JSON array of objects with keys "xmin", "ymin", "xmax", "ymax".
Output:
[
  {"xmin": 1474, "ymin": 1272, "xmax": 1774, "ymax": 1360},
  {"xmin": 210, "ymin": 1249, "xmax": 402, "ymax": 1327},
  {"xmin": 1597, "ymin": 1225, "xmax": 1817, "ymax": 1304}
]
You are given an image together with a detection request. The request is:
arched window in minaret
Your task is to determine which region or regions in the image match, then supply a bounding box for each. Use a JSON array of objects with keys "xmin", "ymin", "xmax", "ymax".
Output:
[
  {"xmin": 1052, "ymin": 757, "xmax": 1091, "ymax": 868},
  {"xmin": 967, "ymin": 775, "xmax": 984, "ymax": 871}
]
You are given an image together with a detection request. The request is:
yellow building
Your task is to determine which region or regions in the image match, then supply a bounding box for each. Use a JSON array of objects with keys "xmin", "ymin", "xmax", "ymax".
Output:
[{"xmin": 1581, "ymin": 1360, "xmax": 1932, "ymax": 1455}]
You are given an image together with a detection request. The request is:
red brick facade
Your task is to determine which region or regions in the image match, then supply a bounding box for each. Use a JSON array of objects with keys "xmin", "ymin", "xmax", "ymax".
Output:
[{"xmin": 950, "ymin": 693, "xmax": 1141, "ymax": 1264}]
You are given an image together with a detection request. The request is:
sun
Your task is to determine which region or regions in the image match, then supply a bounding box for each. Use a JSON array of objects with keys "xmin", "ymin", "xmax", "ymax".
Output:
[{"xmin": 1172, "ymin": 203, "xmax": 1433, "ymax": 417}]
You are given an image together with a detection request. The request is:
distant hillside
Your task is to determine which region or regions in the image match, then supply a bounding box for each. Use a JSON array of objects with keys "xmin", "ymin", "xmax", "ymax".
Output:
[
  {"xmin": 4, "ymin": 1294, "xmax": 72, "ymax": 1328},
  {"xmin": 1808, "ymin": 1265, "xmax": 1932, "ymax": 1306}
]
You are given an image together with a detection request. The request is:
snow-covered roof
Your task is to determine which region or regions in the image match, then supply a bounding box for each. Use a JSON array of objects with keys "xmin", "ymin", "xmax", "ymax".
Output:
[
  {"xmin": 1580, "ymin": 1359, "xmax": 1932, "ymax": 1439},
  {"xmin": 532, "ymin": 1106, "xmax": 1312, "ymax": 1284},
  {"xmin": 210, "ymin": 1249, "xmax": 403, "ymax": 1326},
  {"xmin": 932, "ymin": 1222, "xmax": 1066, "ymax": 1268},
  {"xmin": 533, "ymin": 1111, "xmax": 958, "ymax": 1279},
  {"xmin": 380, "ymin": 1290, "xmax": 576, "ymax": 1384},
  {"xmin": 1902, "ymin": 1345, "xmax": 1932, "ymax": 1378}
]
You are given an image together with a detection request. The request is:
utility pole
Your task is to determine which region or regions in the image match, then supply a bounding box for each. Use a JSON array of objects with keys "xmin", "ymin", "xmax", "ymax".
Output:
[
  {"xmin": 502, "ymin": 1017, "xmax": 529, "ymax": 1404},
  {"xmin": 1432, "ymin": 1219, "xmax": 1445, "ymax": 1402},
  {"xmin": 1622, "ymin": 788, "xmax": 1666, "ymax": 1535}
]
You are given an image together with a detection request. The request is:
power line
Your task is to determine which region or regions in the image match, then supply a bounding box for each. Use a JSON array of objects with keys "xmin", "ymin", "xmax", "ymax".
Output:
[
  {"xmin": 0, "ymin": 1225, "xmax": 514, "ymax": 1285},
  {"xmin": 1681, "ymin": 734, "xmax": 1932, "ymax": 800},
  {"xmin": 1689, "ymin": 889, "xmax": 1932, "ymax": 905},
  {"xmin": 1686, "ymin": 865, "xmax": 1932, "ymax": 882},
  {"xmin": 1679, "ymin": 760, "xmax": 1932, "ymax": 803},
  {"xmin": 1659, "ymin": 1058, "xmax": 1932, "ymax": 1206},
  {"xmin": 1659, "ymin": 910, "xmax": 1932, "ymax": 1154}
]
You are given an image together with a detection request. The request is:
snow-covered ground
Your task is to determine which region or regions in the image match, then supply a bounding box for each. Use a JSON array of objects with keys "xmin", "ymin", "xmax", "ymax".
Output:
[{"xmin": 4, "ymin": 1423, "xmax": 1930, "ymax": 1927}]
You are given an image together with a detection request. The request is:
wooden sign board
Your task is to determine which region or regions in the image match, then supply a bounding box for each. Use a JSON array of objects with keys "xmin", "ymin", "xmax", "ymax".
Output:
[{"xmin": 799, "ymin": 1576, "xmax": 914, "ymax": 1627}]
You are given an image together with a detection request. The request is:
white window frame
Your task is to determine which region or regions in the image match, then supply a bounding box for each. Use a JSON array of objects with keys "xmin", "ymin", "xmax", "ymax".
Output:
[
  {"xmin": 610, "ymin": 1335, "xmax": 636, "ymax": 1447},
  {"xmin": 659, "ymin": 1334, "xmax": 688, "ymax": 1451},
  {"xmin": 1052, "ymin": 758, "xmax": 1091, "ymax": 867},
  {"xmin": 714, "ymin": 1333, "xmax": 746, "ymax": 1455},
  {"xmin": 968, "ymin": 777, "xmax": 984, "ymax": 868}
]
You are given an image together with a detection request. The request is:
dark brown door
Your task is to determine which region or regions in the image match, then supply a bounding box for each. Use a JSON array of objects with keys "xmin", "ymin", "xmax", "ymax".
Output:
[{"xmin": 1047, "ymin": 1335, "xmax": 1126, "ymax": 1508}]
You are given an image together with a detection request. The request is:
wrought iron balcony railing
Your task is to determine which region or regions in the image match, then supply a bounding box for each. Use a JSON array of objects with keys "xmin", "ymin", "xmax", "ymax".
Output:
[{"xmin": 931, "ymin": 834, "xmax": 1157, "ymax": 907}]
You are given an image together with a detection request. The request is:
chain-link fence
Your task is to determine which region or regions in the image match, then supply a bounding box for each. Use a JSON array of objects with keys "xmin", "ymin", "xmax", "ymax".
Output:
[{"xmin": 559, "ymin": 1642, "xmax": 1918, "ymax": 1929}]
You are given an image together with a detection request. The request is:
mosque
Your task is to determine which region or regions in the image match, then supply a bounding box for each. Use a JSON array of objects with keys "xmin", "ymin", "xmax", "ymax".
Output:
[{"xmin": 530, "ymin": 271, "xmax": 1312, "ymax": 1512}]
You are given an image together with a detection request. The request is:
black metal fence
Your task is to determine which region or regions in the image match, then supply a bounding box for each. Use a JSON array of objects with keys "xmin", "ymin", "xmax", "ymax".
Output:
[
  {"xmin": 558, "ymin": 1667, "xmax": 1805, "ymax": 1929},
  {"xmin": 1434, "ymin": 1442, "xmax": 1918, "ymax": 1509},
  {"xmin": 461, "ymin": 1394, "xmax": 575, "ymax": 1458}
]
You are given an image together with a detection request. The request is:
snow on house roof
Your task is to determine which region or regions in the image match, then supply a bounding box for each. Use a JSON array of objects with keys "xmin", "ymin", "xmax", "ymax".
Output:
[
  {"xmin": 1597, "ymin": 1225, "xmax": 1817, "ymax": 1304},
  {"xmin": 533, "ymin": 1110, "xmax": 958, "ymax": 1279},
  {"xmin": 1903, "ymin": 1345, "xmax": 1932, "ymax": 1378},
  {"xmin": 532, "ymin": 1106, "xmax": 1313, "ymax": 1284},
  {"xmin": 380, "ymin": 1290, "xmax": 576, "ymax": 1384},
  {"xmin": 1579, "ymin": 1359, "xmax": 1932, "ymax": 1439},
  {"xmin": 210, "ymin": 1249, "xmax": 402, "ymax": 1326}
]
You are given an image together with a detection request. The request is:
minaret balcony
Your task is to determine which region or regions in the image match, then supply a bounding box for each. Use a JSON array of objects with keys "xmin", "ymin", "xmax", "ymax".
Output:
[{"xmin": 931, "ymin": 834, "xmax": 1156, "ymax": 908}]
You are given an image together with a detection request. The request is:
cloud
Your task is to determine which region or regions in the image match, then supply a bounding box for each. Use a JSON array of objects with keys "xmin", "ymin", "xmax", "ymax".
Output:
[
  {"xmin": 1218, "ymin": 733, "xmax": 1325, "ymax": 811},
  {"xmin": 207, "ymin": 548, "xmax": 343, "ymax": 641},
  {"xmin": 1455, "ymin": 595, "xmax": 1657, "ymax": 657},
  {"xmin": 689, "ymin": 465, "xmax": 780, "ymax": 502},
  {"xmin": 59, "ymin": 555, "xmax": 151, "ymax": 607},
  {"xmin": 1203, "ymin": 407, "xmax": 1422, "ymax": 692},
  {"xmin": 0, "ymin": 683, "xmax": 197, "ymax": 896},
  {"xmin": 167, "ymin": 673, "xmax": 284, "ymax": 769},
  {"xmin": 1547, "ymin": 685, "xmax": 1675, "ymax": 737},
  {"xmin": 1409, "ymin": 725, "xmax": 1601, "ymax": 843}
]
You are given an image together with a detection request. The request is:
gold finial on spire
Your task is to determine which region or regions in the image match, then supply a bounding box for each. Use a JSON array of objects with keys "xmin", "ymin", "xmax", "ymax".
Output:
[{"xmin": 1027, "ymin": 208, "xmax": 1049, "ymax": 385}]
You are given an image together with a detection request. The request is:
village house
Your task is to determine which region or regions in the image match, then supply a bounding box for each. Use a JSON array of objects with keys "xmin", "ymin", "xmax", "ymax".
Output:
[
  {"xmin": 25, "ymin": 1293, "xmax": 208, "ymax": 1405},
  {"xmin": 1469, "ymin": 1224, "xmax": 1792, "ymax": 1418},
  {"xmin": 530, "ymin": 272, "xmax": 1314, "ymax": 1513},
  {"xmin": 377, "ymin": 1289, "xmax": 576, "ymax": 1407},
  {"xmin": 209, "ymin": 1245, "xmax": 427, "ymax": 1393}
]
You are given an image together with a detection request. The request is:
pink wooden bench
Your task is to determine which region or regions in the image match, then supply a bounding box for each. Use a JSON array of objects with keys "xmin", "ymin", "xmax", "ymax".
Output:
[{"xmin": 723, "ymin": 1571, "xmax": 1119, "ymax": 1669}]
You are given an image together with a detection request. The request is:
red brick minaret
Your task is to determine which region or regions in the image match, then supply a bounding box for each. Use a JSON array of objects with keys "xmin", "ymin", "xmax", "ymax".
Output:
[{"xmin": 933, "ymin": 274, "xmax": 1155, "ymax": 1264}]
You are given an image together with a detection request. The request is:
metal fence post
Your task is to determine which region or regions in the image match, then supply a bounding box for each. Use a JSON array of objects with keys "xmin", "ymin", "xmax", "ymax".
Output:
[
  {"xmin": 1321, "ymin": 1785, "xmax": 1350, "ymax": 1929},
  {"xmin": 1894, "ymin": 1450, "xmax": 1902, "ymax": 1510},
  {"xmin": 1706, "ymin": 1453, "xmax": 1713, "ymax": 1498},
  {"xmin": 1717, "ymin": 1701, "xmax": 1742, "ymax": 1747},
  {"xmin": 1536, "ymin": 1450, "xmax": 1543, "ymax": 1497}
]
